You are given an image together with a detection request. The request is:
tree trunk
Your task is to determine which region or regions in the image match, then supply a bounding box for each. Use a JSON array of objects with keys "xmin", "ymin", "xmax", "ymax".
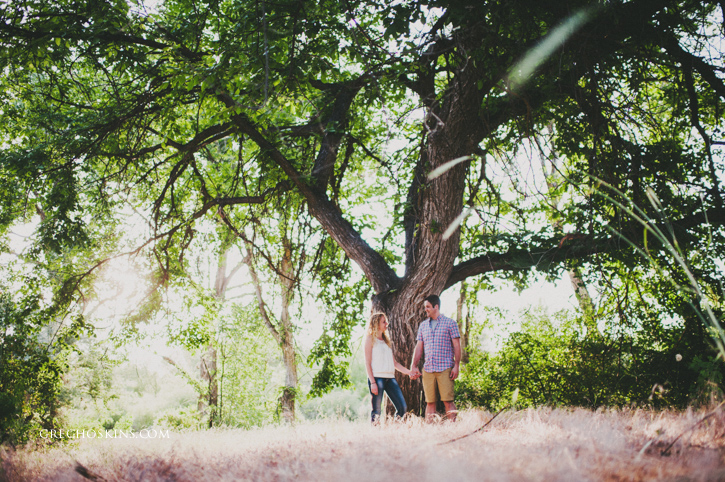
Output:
[
  {"xmin": 456, "ymin": 281, "xmax": 470, "ymax": 365},
  {"xmin": 199, "ymin": 343, "xmax": 218, "ymax": 427},
  {"xmin": 198, "ymin": 245, "xmax": 232, "ymax": 427},
  {"xmin": 278, "ymin": 237, "xmax": 298, "ymax": 422},
  {"xmin": 200, "ymin": 243, "xmax": 241, "ymax": 427},
  {"xmin": 567, "ymin": 267, "xmax": 599, "ymax": 336},
  {"xmin": 243, "ymin": 237, "xmax": 298, "ymax": 422},
  {"xmin": 371, "ymin": 55, "xmax": 488, "ymax": 415}
]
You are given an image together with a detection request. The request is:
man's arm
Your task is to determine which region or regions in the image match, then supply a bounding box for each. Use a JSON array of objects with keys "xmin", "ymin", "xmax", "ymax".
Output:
[
  {"xmin": 450, "ymin": 337, "xmax": 461, "ymax": 380},
  {"xmin": 410, "ymin": 340, "xmax": 424, "ymax": 379}
]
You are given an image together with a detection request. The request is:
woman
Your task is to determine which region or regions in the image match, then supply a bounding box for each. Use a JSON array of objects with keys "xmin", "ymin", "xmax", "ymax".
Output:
[{"xmin": 364, "ymin": 312, "xmax": 411, "ymax": 423}]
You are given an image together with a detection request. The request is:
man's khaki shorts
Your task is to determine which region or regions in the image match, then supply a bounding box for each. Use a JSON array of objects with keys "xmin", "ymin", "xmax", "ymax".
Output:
[{"xmin": 422, "ymin": 368, "xmax": 455, "ymax": 403}]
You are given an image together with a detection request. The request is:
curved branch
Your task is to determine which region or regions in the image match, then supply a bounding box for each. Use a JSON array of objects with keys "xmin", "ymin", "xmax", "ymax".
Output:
[
  {"xmin": 445, "ymin": 208, "xmax": 725, "ymax": 290},
  {"xmin": 216, "ymin": 90, "xmax": 401, "ymax": 293},
  {"xmin": 310, "ymin": 83, "xmax": 363, "ymax": 192},
  {"xmin": 661, "ymin": 30, "xmax": 725, "ymax": 100}
]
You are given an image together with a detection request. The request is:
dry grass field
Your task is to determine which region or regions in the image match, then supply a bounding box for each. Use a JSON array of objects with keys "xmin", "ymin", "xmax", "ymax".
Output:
[{"xmin": 2, "ymin": 407, "xmax": 725, "ymax": 481}]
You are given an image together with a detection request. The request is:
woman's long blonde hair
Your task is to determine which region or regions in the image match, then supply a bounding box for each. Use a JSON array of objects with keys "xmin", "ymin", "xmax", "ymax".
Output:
[{"xmin": 368, "ymin": 312, "xmax": 392, "ymax": 347}]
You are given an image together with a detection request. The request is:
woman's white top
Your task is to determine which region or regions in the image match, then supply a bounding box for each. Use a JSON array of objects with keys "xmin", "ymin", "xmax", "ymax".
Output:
[{"xmin": 371, "ymin": 338, "xmax": 395, "ymax": 378}]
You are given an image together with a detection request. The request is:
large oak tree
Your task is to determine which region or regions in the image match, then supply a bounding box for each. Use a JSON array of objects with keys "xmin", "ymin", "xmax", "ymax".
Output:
[{"xmin": 2, "ymin": 0, "xmax": 724, "ymax": 413}]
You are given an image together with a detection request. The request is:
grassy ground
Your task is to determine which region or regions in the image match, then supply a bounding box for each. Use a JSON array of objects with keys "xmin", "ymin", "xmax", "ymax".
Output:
[{"xmin": 2, "ymin": 407, "xmax": 724, "ymax": 481}]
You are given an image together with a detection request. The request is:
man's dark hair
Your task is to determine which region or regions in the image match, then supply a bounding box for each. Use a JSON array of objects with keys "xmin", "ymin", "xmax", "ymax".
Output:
[{"xmin": 424, "ymin": 294, "xmax": 441, "ymax": 308}]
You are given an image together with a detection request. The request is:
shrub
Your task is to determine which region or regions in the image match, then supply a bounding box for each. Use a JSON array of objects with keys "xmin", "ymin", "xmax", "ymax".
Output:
[
  {"xmin": 0, "ymin": 290, "xmax": 84, "ymax": 445},
  {"xmin": 458, "ymin": 307, "xmax": 725, "ymax": 410}
]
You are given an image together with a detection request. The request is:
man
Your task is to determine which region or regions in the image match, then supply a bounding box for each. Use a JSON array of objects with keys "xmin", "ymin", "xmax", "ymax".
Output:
[{"xmin": 410, "ymin": 294, "xmax": 461, "ymax": 422}]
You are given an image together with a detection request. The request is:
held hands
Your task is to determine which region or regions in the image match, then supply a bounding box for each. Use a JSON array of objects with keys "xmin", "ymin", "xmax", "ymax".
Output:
[{"xmin": 407, "ymin": 366, "xmax": 456, "ymax": 380}]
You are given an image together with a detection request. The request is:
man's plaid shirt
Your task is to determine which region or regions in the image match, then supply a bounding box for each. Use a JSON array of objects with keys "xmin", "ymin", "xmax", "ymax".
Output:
[{"xmin": 416, "ymin": 314, "xmax": 460, "ymax": 372}]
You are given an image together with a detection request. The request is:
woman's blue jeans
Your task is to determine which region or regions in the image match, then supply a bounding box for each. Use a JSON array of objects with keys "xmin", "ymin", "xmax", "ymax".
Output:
[{"xmin": 368, "ymin": 377, "xmax": 407, "ymax": 422}]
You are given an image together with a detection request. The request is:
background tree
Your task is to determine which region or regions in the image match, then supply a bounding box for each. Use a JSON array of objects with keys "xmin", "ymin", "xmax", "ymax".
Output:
[
  {"xmin": 236, "ymin": 200, "xmax": 310, "ymax": 423},
  {"xmin": 198, "ymin": 238, "xmax": 242, "ymax": 426}
]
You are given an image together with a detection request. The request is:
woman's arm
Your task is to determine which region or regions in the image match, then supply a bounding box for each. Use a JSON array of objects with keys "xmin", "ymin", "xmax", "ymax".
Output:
[
  {"xmin": 410, "ymin": 340, "xmax": 424, "ymax": 379},
  {"xmin": 363, "ymin": 335, "xmax": 378, "ymax": 394},
  {"xmin": 393, "ymin": 359, "xmax": 411, "ymax": 376},
  {"xmin": 392, "ymin": 343, "xmax": 412, "ymax": 376}
]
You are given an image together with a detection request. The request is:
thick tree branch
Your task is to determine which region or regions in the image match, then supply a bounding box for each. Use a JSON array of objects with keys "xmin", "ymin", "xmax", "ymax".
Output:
[
  {"xmin": 403, "ymin": 132, "xmax": 428, "ymax": 277},
  {"xmin": 310, "ymin": 82, "xmax": 364, "ymax": 192},
  {"xmin": 216, "ymin": 90, "xmax": 401, "ymax": 293},
  {"xmin": 661, "ymin": 30, "xmax": 725, "ymax": 100},
  {"xmin": 276, "ymin": 121, "xmax": 325, "ymax": 137},
  {"xmin": 150, "ymin": 122, "xmax": 235, "ymax": 153},
  {"xmin": 446, "ymin": 208, "xmax": 725, "ymax": 289},
  {"xmin": 0, "ymin": 21, "xmax": 203, "ymax": 60}
]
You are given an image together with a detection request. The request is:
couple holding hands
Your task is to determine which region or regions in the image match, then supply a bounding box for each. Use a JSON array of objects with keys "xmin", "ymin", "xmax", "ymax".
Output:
[{"xmin": 363, "ymin": 294, "xmax": 462, "ymax": 423}]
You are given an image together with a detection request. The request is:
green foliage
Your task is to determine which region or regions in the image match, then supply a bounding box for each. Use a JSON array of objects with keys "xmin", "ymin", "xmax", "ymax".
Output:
[
  {"xmin": 690, "ymin": 355, "xmax": 725, "ymax": 404},
  {"xmin": 60, "ymin": 339, "xmax": 200, "ymax": 435},
  {"xmin": 215, "ymin": 303, "xmax": 279, "ymax": 428},
  {"xmin": 154, "ymin": 406, "xmax": 203, "ymax": 431},
  {"xmin": 299, "ymin": 339, "xmax": 369, "ymax": 420},
  {"xmin": 308, "ymin": 355, "xmax": 352, "ymax": 398},
  {"xmin": 458, "ymin": 306, "xmax": 724, "ymax": 410},
  {"xmin": 61, "ymin": 342, "xmax": 118, "ymax": 405},
  {"xmin": 0, "ymin": 287, "xmax": 87, "ymax": 445},
  {"xmin": 168, "ymin": 282, "xmax": 219, "ymax": 351},
  {"xmin": 308, "ymin": 240, "xmax": 371, "ymax": 397},
  {"xmin": 164, "ymin": 287, "xmax": 280, "ymax": 428}
]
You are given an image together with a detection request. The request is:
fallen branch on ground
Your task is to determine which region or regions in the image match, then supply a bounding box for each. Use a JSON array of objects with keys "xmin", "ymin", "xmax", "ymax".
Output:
[
  {"xmin": 438, "ymin": 405, "xmax": 510, "ymax": 445},
  {"xmin": 659, "ymin": 401, "xmax": 725, "ymax": 456}
]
